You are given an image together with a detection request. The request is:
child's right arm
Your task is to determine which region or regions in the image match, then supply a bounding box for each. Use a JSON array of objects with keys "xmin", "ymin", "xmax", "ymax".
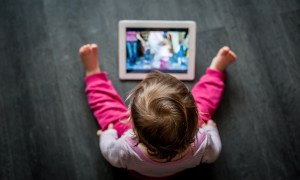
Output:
[
  {"xmin": 79, "ymin": 44, "xmax": 131, "ymax": 137},
  {"xmin": 85, "ymin": 73, "xmax": 130, "ymax": 136}
]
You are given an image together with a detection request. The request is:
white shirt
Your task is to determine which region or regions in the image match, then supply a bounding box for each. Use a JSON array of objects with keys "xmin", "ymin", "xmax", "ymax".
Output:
[{"xmin": 99, "ymin": 124, "xmax": 221, "ymax": 178}]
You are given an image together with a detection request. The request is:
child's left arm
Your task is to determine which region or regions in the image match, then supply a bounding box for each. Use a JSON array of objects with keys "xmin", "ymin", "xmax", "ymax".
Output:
[
  {"xmin": 97, "ymin": 124, "xmax": 129, "ymax": 168},
  {"xmin": 200, "ymin": 120, "xmax": 222, "ymax": 163}
]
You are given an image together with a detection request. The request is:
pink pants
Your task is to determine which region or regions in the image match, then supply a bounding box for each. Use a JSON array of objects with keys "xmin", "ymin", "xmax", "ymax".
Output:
[{"xmin": 85, "ymin": 68, "xmax": 225, "ymax": 137}]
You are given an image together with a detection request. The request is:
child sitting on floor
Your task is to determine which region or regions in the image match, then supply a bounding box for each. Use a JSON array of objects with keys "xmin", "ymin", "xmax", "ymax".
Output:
[{"xmin": 79, "ymin": 43, "xmax": 237, "ymax": 179}]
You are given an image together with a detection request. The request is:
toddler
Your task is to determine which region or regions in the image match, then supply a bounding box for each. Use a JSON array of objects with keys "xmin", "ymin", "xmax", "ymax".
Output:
[{"xmin": 79, "ymin": 43, "xmax": 237, "ymax": 179}]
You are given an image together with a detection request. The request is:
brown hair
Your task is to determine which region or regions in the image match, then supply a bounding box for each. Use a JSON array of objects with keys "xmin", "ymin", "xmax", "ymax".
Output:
[{"xmin": 128, "ymin": 70, "xmax": 198, "ymax": 161}]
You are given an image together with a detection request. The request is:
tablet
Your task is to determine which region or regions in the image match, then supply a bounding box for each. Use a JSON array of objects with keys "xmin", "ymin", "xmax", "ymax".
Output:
[{"xmin": 119, "ymin": 20, "xmax": 196, "ymax": 80}]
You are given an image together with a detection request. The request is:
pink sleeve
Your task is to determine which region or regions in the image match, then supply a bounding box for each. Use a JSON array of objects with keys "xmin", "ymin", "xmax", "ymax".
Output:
[
  {"xmin": 85, "ymin": 72, "xmax": 131, "ymax": 136},
  {"xmin": 191, "ymin": 68, "xmax": 226, "ymax": 123}
]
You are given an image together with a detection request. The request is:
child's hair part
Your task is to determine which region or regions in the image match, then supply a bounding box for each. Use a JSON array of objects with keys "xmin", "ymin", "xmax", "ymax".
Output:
[{"xmin": 128, "ymin": 70, "xmax": 198, "ymax": 161}]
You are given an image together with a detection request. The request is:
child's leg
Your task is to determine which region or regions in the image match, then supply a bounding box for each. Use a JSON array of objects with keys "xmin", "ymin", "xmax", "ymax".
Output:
[
  {"xmin": 192, "ymin": 46, "xmax": 237, "ymax": 126},
  {"xmin": 80, "ymin": 44, "xmax": 132, "ymax": 137}
]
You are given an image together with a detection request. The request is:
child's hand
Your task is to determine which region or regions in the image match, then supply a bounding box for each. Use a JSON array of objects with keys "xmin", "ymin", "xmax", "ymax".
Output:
[
  {"xmin": 79, "ymin": 44, "xmax": 101, "ymax": 76},
  {"xmin": 96, "ymin": 123, "xmax": 114, "ymax": 136},
  {"xmin": 209, "ymin": 46, "xmax": 237, "ymax": 72},
  {"xmin": 201, "ymin": 120, "xmax": 216, "ymax": 128}
]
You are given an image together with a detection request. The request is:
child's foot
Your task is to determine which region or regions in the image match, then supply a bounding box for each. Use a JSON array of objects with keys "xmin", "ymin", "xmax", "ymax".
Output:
[
  {"xmin": 209, "ymin": 46, "xmax": 237, "ymax": 71},
  {"xmin": 79, "ymin": 44, "xmax": 101, "ymax": 76}
]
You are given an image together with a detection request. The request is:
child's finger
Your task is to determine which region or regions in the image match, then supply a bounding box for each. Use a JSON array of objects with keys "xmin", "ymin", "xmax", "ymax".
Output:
[
  {"xmin": 108, "ymin": 123, "xmax": 114, "ymax": 129},
  {"xmin": 201, "ymin": 123, "xmax": 206, "ymax": 128},
  {"xmin": 97, "ymin": 130, "xmax": 102, "ymax": 136},
  {"xmin": 207, "ymin": 120, "xmax": 216, "ymax": 126}
]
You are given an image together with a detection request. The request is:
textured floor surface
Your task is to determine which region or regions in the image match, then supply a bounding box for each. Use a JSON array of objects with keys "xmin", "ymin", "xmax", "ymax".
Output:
[{"xmin": 0, "ymin": 0, "xmax": 300, "ymax": 179}]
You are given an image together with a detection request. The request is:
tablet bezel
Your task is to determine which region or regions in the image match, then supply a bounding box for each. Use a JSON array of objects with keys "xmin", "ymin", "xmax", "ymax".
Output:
[{"xmin": 118, "ymin": 20, "xmax": 196, "ymax": 80}]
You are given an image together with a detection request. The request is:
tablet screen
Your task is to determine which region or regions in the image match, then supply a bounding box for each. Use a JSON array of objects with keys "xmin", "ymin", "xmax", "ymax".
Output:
[{"xmin": 125, "ymin": 28, "xmax": 189, "ymax": 74}]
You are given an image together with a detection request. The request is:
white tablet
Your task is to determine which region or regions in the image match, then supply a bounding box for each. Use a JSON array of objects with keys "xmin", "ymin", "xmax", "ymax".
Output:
[{"xmin": 118, "ymin": 20, "xmax": 196, "ymax": 80}]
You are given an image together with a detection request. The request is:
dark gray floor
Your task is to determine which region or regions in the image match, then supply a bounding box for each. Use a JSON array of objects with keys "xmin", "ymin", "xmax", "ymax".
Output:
[{"xmin": 1, "ymin": 0, "xmax": 300, "ymax": 179}]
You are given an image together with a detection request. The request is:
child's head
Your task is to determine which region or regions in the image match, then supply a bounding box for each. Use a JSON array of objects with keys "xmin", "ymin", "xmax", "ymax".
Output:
[{"xmin": 128, "ymin": 70, "xmax": 198, "ymax": 161}]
